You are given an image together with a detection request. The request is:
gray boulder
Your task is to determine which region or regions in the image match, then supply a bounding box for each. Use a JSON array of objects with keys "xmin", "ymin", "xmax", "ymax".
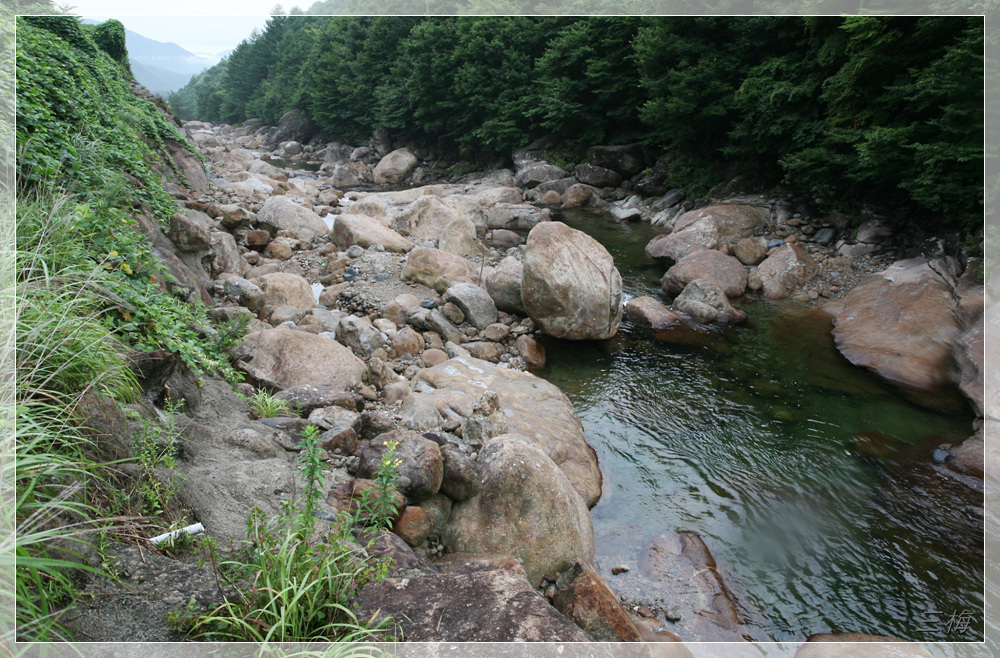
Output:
[
  {"xmin": 257, "ymin": 196, "xmax": 329, "ymax": 236},
  {"xmin": 443, "ymin": 283, "xmax": 498, "ymax": 329}
]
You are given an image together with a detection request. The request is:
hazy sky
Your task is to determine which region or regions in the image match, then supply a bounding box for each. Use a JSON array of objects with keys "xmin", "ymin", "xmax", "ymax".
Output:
[{"xmin": 73, "ymin": 1, "xmax": 288, "ymax": 58}]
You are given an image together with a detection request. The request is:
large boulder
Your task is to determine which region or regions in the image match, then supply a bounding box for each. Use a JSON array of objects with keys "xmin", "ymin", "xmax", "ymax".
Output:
[
  {"xmin": 479, "ymin": 203, "xmax": 548, "ymax": 231},
  {"xmin": 357, "ymin": 430, "xmax": 443, "ymax": 503},
  {"xmin": 234, "ymin": 327, "xmax": 366, "ymax": 390},
  {"xmin": 756, "ymin": 243, "xmax": 819, "ymax": 300},
  {"xmin": 673, "ymin": 279, "xmax": 747, "ymax": 325},
  {"xmin": 268, "ymin": 109, "xmax": 318, "ymax": 147},
  {"xmin": 395, "ymin": 195, "xmax": 463, "ymax": 242},
  {"xmin": 484, "ymin": 256, "xmax": 525, "ymax": 315},
  {"xmin": 257, "ymin": 272, "xmax": 316, "ymax": 313},
  {"xmin": 401, "ymin": 247, "xmax": 480, "ymax": 294},
  {"xmin": 353, "ymin": 555, "xmax": 592, "ymax": 641},
  {"xmin": 514, "ymin": 162, "xmax": 568, "ymax": 189},
  {"xmin": 830, "ymin": 258, "xmax": 966, "ymax": 410},
  {"xmin": 256, "ymin": 196, "xmax": 329, "ymax": 236},
  {"xmin": 521, "ymin": 221, "xmax": 623, "ymax": 340},
  {"xmin": 573, "ymin": 163, "xmax": 621, "ymax": 188},
  {"xmin": 331, "ymin": 214, "xmax": 412, "ymax": 253},
  {"xmin": 586, "ymin": 143, "xmax": 646, "ymax": 177},
  {"xmin": 413, "ymin": 357, "xmax": 602, "ymax": 507},
  {"xmin": 442, "ymin": 435, "xmax": 595, "ymax": 587},
  {"xmin": 660, "ymin": 249, "xmax": 748, "ymax": 299},
  {"xmin": 645, "ymin": 203, "xmax": 769, "ymax": 264},
  {"xmin": 373, "ymin": 148, "xmax": 418, "ymax": 185}
]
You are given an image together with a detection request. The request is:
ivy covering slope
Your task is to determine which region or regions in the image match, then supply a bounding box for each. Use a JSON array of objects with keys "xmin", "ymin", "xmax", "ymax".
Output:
[{"xmin": 170, "ymin": 14, "xmax": 983, "ymax": 235}]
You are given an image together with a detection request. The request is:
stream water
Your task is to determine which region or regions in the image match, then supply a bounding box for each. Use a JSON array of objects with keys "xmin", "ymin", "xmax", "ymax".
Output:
[{"xmin": 535, "ymin": 210, "xmax": 983, "ymax": 643}]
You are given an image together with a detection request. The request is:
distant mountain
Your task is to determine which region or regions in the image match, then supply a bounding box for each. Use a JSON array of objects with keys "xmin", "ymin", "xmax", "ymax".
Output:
[
  {"xmin": 83, "ymin": 19, "xmax": 216, "ymax": 95},
  {"xmin": 128, "ymin": 60, "xmax": 195, "ymax": 97}
]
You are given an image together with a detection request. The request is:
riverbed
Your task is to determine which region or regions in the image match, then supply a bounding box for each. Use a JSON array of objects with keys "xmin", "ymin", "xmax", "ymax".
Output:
[{"xmin": 537, "ymin": 209, "xmax": 982, "ymax": 642}]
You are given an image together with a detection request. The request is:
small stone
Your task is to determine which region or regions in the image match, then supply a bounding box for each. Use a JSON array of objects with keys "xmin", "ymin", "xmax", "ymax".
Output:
[
  {"xmin": 375, "ymin": 273, "xmax": 390, "ymax": 281},
  {"xmin": 545, "ymin": 585, "xmax": 557, "ymax": 601},
  {"xmin": 611, "ymin": 566, "xmax": 629, "ymax": 575},
  {"xmin": 346, "ymin": 245, "xmax": 365, "ymax": 259},
  {"xmin": 420, "ymin": 300, "xmax": 437, "ymax": 309}
]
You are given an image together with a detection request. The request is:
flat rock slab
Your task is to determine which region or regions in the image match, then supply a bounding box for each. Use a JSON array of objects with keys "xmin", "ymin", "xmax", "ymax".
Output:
[
  {"xmin": 413, "ymin": 356, "xmax": 602, "ymax": 508},
  {"xmin": 353, "ymin": 554, "xmax": 592, "ymax": 642},
  {"xmin": 235, "ymin": 326, "xmax": 366, "ymax": 390}
]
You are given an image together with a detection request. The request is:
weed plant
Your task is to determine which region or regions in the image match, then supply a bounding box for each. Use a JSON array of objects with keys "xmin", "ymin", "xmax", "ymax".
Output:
[{"xmin": 248, "ymin": 389, "xmax": 292, "ymax": 419}]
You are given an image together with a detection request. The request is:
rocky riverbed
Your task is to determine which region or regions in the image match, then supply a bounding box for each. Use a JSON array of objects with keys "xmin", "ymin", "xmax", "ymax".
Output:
[{"xmin": 70, "ymin": 113, "xmax": 989, "ymax": 649}]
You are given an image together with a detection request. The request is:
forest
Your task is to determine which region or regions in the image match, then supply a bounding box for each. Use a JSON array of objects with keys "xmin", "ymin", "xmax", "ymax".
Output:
[{"xmin": 170, "ymin": 15, "xmax": 985, "ymax": 234}]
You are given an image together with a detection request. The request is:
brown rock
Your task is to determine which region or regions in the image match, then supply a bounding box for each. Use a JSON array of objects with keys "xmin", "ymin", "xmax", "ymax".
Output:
[
  {"xmin": 831, "ymin": 258, "xmax": 966, "ymax": 410},
  {"xmin": 645, "ymin": 204, "xmax": 768, "ymax": 263},
  {"xmin": 732, "ymin": 236, "xmax": 768, "ymax": 266},
  {"xmin": 756, "ymin": 243, "xmax": 819, "ymax": 300},
  {"xmin": 319, "ymin": 426, "xmax": 357, "ymax": 455},
  {"xmin": 258, "ymin": 272, "xmax": 316, "ymax": 313},
  {"xmin": 383, "ymin": 293, "xmax": 422, "ymax": 326},
  {"xmin": 661, "ymin": 249, "xmax": 748, "ymax": 299},
  {"xmin": 401, "ymin": 247, "xmax": 480, "ymax": 293},
  {"xmin": 245, "ymin": 229, "xmax": 271, "ymax": 250},
  {"xmin": 421, "ymin": 348, "xmax": 449, "ymax": 367},
  {"xmin": 552, "ymin": 561, "xmax": 644, "ymax": 642},
  {"xmin": 463, "ymin": 341, "xmax": 504, "ymax": 361},
  {"xmin": 625, "ymin": 296, "xmax": 682, "ymax": 329},
  {"xmin": 953, "ymin": 314, "xmax": 984, "ymax": 416},
  {"xmin": 392, "ymin": 326, "xmax": 425, "ymax": 356},
  {"xmin": 332, "ymin": 213, "xmax": 413, "ymax": 253},
  {"xmin": 352, "ymin": 555, "xmax": 592, "ymax": 641},
  {"xmin": 515, "ymin": 335, "xmax": 546, "ymax": 368},
  {"xmin": 561, "ymin": 183, "xmax": 598, "ymax": 208},
  {"xmin": 392, "ymin": 506, "xmax": 432, "ymax": 547},
  {"xmin": 234, "ymin": 326, "xmax": 366, "ymax": 390},
  {"xmin": 483, "ymin": 323, "xmax": 510, "ymax": 342},
  {"xmin": 264, "ymin": 241, "xmax": 293, "ymax": 260},
  {"xmin": 540, "ymin": 189, "xmax": 562, "ymax": 205}
]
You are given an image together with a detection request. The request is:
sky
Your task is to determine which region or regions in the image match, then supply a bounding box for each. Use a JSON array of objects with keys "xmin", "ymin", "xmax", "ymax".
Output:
[{"xmin": 72, "ymin": 1, "xmax": 286, "ymax": 59}]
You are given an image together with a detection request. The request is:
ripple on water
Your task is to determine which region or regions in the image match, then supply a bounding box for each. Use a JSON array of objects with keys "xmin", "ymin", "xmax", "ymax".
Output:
[{"xmin": 537, "ymin": 211, "xmax": 982, "ymax": 643}]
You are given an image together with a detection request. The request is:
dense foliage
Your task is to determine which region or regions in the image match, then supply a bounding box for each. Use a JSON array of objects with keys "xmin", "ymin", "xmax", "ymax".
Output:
[{"xmin": 170, "ymin": 15, "xmax": 983, "ymax": 233}]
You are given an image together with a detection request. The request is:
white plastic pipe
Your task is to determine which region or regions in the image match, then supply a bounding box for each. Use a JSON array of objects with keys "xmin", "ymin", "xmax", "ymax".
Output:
[{"xmin": 148, "ymin": 522, "xmax": 205, "ymax": 546}]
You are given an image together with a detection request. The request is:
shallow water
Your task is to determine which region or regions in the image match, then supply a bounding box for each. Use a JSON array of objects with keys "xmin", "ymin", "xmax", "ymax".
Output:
[{"xmin": 536, "ymin": 210, "xmax": 983, "ymax": 642}]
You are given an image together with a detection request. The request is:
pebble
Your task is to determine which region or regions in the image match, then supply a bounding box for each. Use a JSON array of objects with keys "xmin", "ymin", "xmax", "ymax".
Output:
[
  {"xmin": 375, "ymin": 273, "xmax": 390, "ymax": 281},
  {"xmin": 767, "ymin": 239, "xmax": 784, "ymax": 249},
  {"xmin": 420, "ymin": 300, "xmax": 437, "ymax": 309},
  {"xmin": 611, "ymin": 566, "xmax": 629, "ymax": 575},
  {"xmin": 932, "ymin": 448, "xmax": 950, "ymax": 464},
  {"xmin": 346, "ymin": 245, "xmax": 364, "ymax": 259}
]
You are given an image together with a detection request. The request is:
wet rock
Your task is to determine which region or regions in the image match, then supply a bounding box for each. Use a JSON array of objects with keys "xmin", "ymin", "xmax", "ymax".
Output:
[
  {"xmin": 443, "ymin": 435, "xmax": 595, "ymax": 587},
  {"xmin": 443, "ymin": 283, "xmax": 498, "ymax": 330},
  {"xmin": 256, "ymin": 195, "xmax": 329, "ymax": 236},
  {"xmin": 415, "ymin": 357, "xmax": 600, "ymax": 506},
  {"xmin": 439, "ymin": 444, "xmax": 481, "ymax": 501},
  {"xmin": 552, "ymin": 561, "xmax": 644, "ymax": 642},
  {"xmin": 625, "ymin": 296, "xmax": 683, "ymax": 329},
  {"xmin": 234, "ymin": 326, "xmax": 366, "ymax": 390},
  {"xmin": 331, "ymin": 213, "xmax": 412, "ymax": 253},
  {"xmin": 640, "ymin": 531, "xmax": 745, "ymax": 642},
  {"xmin": 673, "ymin": 279, "xmax": 747, "ymax": 325},
  {"xmin": 514, "ymin": 335, "xmax": 546, "ymax": 369},
  {"xmin": 353, "ymin": 554, "xmax": 591, "ymax": 641},
  {"xmin": 485, "ymin": 256, "xmax": 525, "ymax": 315},
  {"xmin": 258, "ymin": 272, "xmax": 316, "ymax": 313},
  {"xmin": 392, "ymin": 505, "xmax": 432, "ymax": 547},
  {"xmin": 946, "ymin": 424, "xmax": 984, "ymax": 479},
  {"xmin": 522, "ymin": 221, "xmax": 623, "ymax": 340},
  {"xmin": 401, "ymin": 246, "xmax": 480, "ymax": 293},
  {"xmin": 645, "ymin": 204, "xmax": 769, "ymax": 263},
  {"xmin": 831, "ymin": 258, "xmax": 966, "ymax": 410},
  {"xmin": 358, "ymin": 430, "xmax": 443, "ymax": 503},
  {"xmin": 373, "ymin": 148, "xmax": 418, "ymax": 184},
  {"xmin": 400, "ymin": 393, "xmax": 444, "ymax": 431},
  {"xmin": 756, "ymin": 243, "xmax": 819, "ymax": 300},
  {"xmin": 661, "ymin": 249, "xmax": 748, "ymax": 299}
]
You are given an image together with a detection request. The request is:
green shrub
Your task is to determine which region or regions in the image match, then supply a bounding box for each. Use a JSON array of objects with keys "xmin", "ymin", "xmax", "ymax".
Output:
[{"xmin": 248, "ymin": 389, "xmax": 292, "ymax": 418}]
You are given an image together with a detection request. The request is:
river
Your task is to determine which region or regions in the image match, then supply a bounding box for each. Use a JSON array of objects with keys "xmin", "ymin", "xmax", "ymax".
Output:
[{"xmin": 536, "ymin": 209, "xmax": 983, "ymax": 643}]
